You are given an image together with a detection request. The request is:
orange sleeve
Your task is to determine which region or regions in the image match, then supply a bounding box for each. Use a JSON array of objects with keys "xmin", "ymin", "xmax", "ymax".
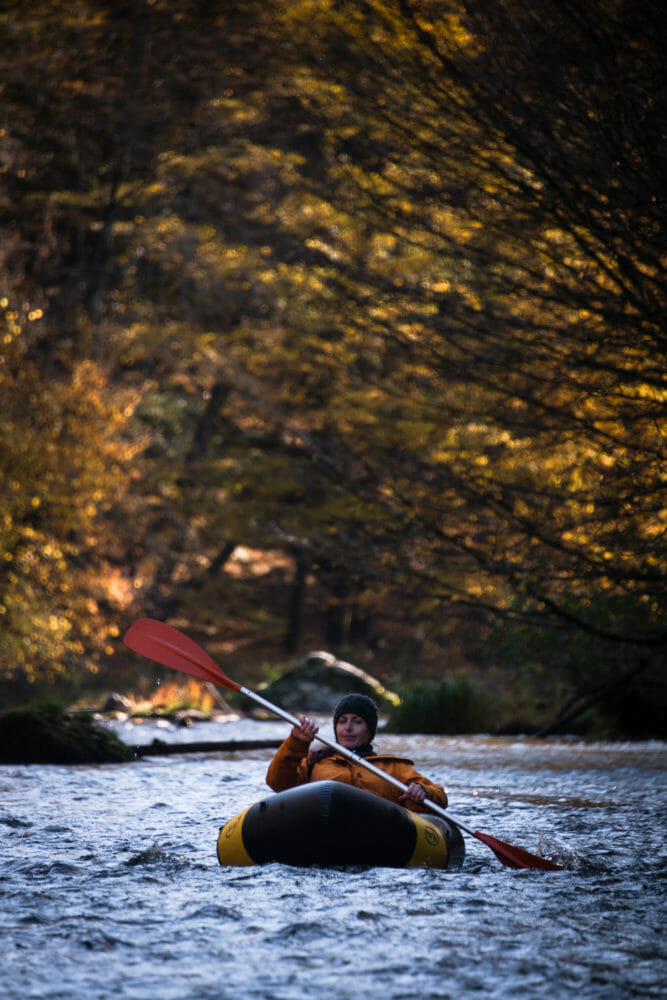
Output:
[
  {"xmin": 265, "ymin": 733, "xmax": 311, "ymax": 792},
  {"xmin": 412, "ymin": 772, "xmax": 448, "ymax": 809},
  {"xmin": 395, "ymin": 761, "xmax": 448, "ymax": 810}
]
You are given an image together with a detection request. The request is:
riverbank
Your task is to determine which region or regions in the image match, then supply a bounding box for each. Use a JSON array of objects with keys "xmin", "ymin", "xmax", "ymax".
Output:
[
  {"xmin": 0, "ymin": 702, "xmax": 134, "ymax": 764},
  {"xmin": 1, "ymin": 687, "xmax": 664, "ymax": 766}
]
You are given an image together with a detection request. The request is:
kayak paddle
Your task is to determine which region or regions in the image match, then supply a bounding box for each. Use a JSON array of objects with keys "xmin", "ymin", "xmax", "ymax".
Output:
[{"xmin": 123, "ymin": 618, "xmax": 563, "ymax": 871}]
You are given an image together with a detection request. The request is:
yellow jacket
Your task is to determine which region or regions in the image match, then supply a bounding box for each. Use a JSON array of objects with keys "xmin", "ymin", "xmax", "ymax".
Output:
[{"xmin": 265, "ymin": 734, "xmax": 448, "ymax": 812}]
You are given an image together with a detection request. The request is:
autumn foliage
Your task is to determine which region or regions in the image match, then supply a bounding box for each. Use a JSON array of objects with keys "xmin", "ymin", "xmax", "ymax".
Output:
[{"xmin": 0, "ymin": 1, "xmax": 664, "ymax": 732}]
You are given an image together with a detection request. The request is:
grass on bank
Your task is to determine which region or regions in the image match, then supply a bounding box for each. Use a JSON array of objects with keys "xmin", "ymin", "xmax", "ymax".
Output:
[
  {"xmin": 383, "ymin": 670, "xmax": 666, "ymax": 739},
  {"xmin": 385, "ymin": 675, "xmax": 494, "ymax": 735}
]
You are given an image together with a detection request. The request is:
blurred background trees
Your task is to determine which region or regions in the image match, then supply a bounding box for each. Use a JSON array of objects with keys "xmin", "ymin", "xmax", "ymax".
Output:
[{"xmin": 1, "ymin": 0, "xmax": 664, "ymax": 734}]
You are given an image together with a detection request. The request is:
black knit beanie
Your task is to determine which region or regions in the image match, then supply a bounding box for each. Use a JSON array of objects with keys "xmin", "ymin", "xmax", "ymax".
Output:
[{"xmin": 333, "ymin": 693, "xmax": 378, "ymax": 740}]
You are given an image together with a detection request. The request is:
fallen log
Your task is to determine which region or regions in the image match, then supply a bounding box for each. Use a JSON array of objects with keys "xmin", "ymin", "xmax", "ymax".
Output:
[{"xmin": 131, "ymin": 738, "xmax": 282, "ymax": 757}]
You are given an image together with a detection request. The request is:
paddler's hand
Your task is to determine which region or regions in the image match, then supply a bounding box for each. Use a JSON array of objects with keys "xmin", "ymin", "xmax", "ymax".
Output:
[
  {"xmin": 291, "ymin": 715, "xmax": 319, "ymax": 743},
  {"xmin": 399, "ymin": 782, "xmax": 426, "ymax": 806}
]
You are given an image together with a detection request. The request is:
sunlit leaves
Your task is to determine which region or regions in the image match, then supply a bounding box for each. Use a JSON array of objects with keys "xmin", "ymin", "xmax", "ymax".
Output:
[
  {"xmin": 0, "ymin": 0, "xmax": 664, "ymax": 694},
  {"xmin": 0, "ymin": 297, "xmax": 142, "ymax": 681}
]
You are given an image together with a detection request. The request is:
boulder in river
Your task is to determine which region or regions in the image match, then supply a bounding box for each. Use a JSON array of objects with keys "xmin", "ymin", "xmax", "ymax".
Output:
[
  {"xmin": 101, "ymin": 692, "xmax": 134, "ymax": 713},
  {"xmin": 257, "ymin": 650, "xmax": 399, "ymax": 714}
]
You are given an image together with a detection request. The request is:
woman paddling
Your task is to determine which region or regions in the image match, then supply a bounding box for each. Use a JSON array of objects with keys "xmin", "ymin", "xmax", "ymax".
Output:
[{"xmin": 265, "ymin": 693, "xmax": 448, "ymax": 812}]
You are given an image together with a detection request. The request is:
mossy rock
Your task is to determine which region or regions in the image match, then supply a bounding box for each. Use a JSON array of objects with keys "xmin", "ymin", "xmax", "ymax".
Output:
[
  {"xmin": 258, "ymin": 650, "xmax": 399, "ymax": 714},
  {"xmin": 0, "ymin": 704, "xmax": 134, "ymax": 764}
]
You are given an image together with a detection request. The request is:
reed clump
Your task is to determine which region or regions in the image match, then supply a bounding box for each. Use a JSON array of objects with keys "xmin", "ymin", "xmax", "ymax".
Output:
[{"xmin": 385, "ymin": 676, "xmax": 494, "ymax": 735}]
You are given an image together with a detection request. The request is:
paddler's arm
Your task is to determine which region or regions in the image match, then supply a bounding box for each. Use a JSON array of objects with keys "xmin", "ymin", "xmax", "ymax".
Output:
[
  {"xmin": 265, "ymin": 716, "xmax": 319, "ymax": 792},
  {"xmin": 397, "ymin": 766, "xmax": 448, "ymax": 811}
]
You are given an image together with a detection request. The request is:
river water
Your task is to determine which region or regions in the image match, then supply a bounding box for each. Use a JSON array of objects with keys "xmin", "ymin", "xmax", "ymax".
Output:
[{"xmin": 1, "ymin": 717, "xmax": 665, "ymax": 999}]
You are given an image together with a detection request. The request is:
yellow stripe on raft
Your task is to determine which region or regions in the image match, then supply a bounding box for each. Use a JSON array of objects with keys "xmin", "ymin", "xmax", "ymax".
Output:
[
  {"xmin": 217, "ymin": 807, "xmax": 253, "ymax": 866},
  {"xmin": 405, "ymin": 812, "xmax": 451, "ymax": 868}
]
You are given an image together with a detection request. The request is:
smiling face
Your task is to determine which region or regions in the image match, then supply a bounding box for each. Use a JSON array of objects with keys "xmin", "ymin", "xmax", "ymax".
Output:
[{"xmin": 335, "ymin": 713, "xmax": 372, "ymax": 749}]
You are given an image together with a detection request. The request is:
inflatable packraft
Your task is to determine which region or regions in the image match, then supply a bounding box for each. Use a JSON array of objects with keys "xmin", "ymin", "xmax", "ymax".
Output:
[{"xmin": 217, "ymin": 780, "xmax": 465, "ymax": 869}]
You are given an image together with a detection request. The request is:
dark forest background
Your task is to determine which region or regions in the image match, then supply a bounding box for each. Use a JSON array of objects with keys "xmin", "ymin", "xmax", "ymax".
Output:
[{"xmin": 1, "ymin": 0, "xmax": 665, "ymax": 737}]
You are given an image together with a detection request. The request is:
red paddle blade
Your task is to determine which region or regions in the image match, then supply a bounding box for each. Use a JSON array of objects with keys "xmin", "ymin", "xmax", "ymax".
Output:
[
  {"xmin": 123, "ymin": 619, "xmax": 241, "ymax": 692},
  {"xmin": 474, "ymin": 831, "xmax": 563, "ymax": 871}
]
